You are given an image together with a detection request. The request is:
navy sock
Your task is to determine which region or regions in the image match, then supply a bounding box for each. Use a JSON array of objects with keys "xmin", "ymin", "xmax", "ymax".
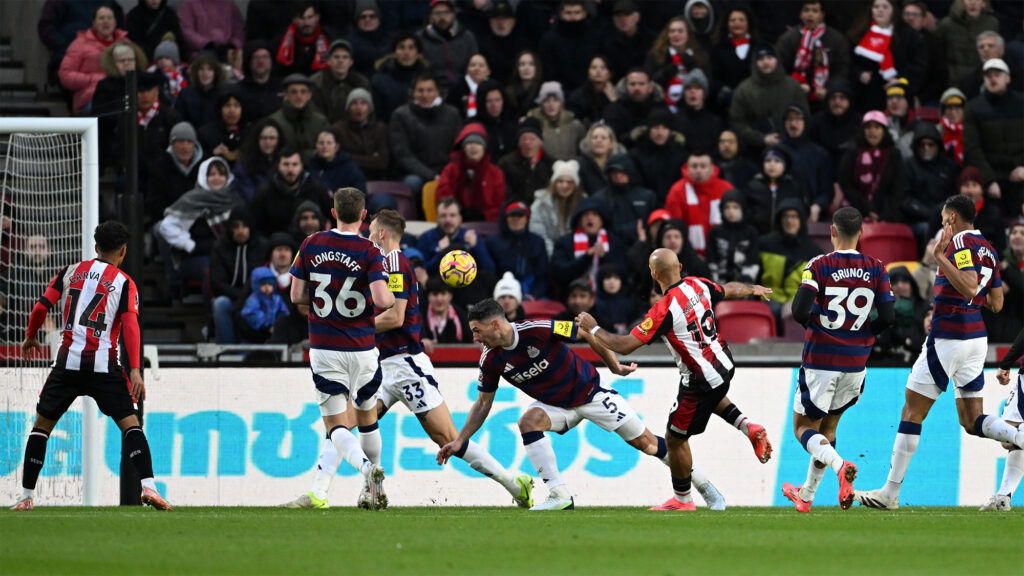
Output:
[
  {"xmin": 521, "ymin": 430, "xmax": 545, "ymax": 445},
  {"xmin": 654, "ymin": 436, "xmax": 668, "ymax": 459}
]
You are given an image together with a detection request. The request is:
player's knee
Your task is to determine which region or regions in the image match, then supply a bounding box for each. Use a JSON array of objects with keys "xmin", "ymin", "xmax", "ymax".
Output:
[{"xmin": 517, "ymin": 410, "xmax": 546, "ymax": 432}]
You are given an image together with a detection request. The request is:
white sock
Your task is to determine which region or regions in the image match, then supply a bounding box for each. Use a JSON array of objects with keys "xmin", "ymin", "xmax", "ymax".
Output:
[
  {"xmin": 461, "ymin": 440, "xmax": 519, "ymax": 496},
  {"xmin": 998, "ymin": 449, "xmax": 1024, "ymax": 497},
  {"xmin": 804, "ymin": 433, "xmax": 844, "ymax": 473},
  {"xmin": 329, "ymin": 426, "xmax": 371, "ymax": 476},
  {"xmin": 311, "ymin": 438, "xmax": 338, "ymax": 500},
  {"xmin": 21, "ymin": 488, "xmax": 34, "ymax": 500},
  {"xmin": 799, "ymin": 460, "xmax": 828, "ymax": 502},
  {"xmin": 883, "ymin": 428, "xmax": 920, "ymax": 499},
  {"xmin": 140, "ymin": 477, "xmax": 157, "ymax": 491},
  {"xmin": 978, "ymin": 415, "xmax": 1024, "ymax": 448},
  {"xmin": 358, "ymin": 424, "xmax": 382, "ymax": 466},
  {"xmin": 523, "ymin": 434, "xmax": 564, "ymax": 490},
  {"xmin": 735, "ymin": 416, "xmax": 750, "ymax": 436},
  {"xmin": 690, "ymin": 467, "xmax": 710, "ymax": 490}
]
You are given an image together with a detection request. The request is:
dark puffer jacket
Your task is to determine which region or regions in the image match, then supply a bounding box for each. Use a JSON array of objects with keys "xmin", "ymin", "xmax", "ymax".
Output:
[
  {"xmin": 707, "ymin": 189, "xmax": 760, "ymax": 284},
  {"xmin": 389, "ymin": 99, "xmax": 462, "ymax": 181},
  {"xmin": 210, "ymin": 207, "xmax": 269, "ymax": 301},
  {"xmin": 964, "ymin": 89, "xmax": 1024, "ymax": 185}
]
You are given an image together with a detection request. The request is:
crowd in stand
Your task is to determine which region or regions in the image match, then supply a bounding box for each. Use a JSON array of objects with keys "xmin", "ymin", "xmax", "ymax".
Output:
[{"xmin": 3, "ymin": 0, "xmax": 1023, "ymax": 355}]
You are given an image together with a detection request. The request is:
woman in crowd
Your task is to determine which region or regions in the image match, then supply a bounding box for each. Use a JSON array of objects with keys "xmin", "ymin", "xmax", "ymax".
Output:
[
  {"xmin": 849, "ymin": 0, "xmax": 926, "ymax": 112},
  {"xmin": 711, "ymin": 5, "xmax": 757, "ymax": 109},
  {"xmin": 198, "ymin": 91, "xmax": 247, "ymax": 165},
  {"xmin": 233, "ymin": 119, "xmax": 286, "ymax": 203},
  {"xmin": 475, "ymin": 80, "xmax": 518, "ymax": 161},
  {"xmin": 506, "ymin": 50, "xmax": 543, "ymax": 118},
  {"xmin": 175, "ymin": 53, "xmax": 226, "ymax": 128},
  {"xmin": 576, "ymin": 123, "xmax": 625, "ymax": 195},
  {"xmin": 308, "ymin": 129, "xmax": 367, "ymax": 194},
  {"xmin": 567, "ymin": 55, "xmax": 618, "ymax": 123},
  {"xmin": 837, "ymin": 110, "xmax": 907, "ymax": 223},
  {"xmin": 59, "ymin": 5, "xmax": 128, "ymax": 113},
  {"xmin": 530, "ymin": 159, "xmax": 584, "ymax": 256},
  {"xmin": 645, "ymin": 16, "xmax": 708, "ymax": 113},
  {"xmin": 447, "ymin": 53, "xmax": 492, "ymax": 119}
]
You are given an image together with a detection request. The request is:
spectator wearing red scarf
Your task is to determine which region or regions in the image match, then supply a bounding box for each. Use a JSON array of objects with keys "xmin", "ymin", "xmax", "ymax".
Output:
[
  {"xmin": 838, "ymin": 111, "xmax": 907, "ymax": 223},
  {"xmin": 776, "ymin": 1, "xmax": 850, "ymax": 105},
  {"xmin": 436, "ymin": 123, "xmax": 507, "ymax": 222},
  {"xmin": 274, "ymin": 1, "xmax": 332, "ymax": 78},
  {"xmin": 938, "ymin": 88, "xmax": 966, "ymax": 165}
]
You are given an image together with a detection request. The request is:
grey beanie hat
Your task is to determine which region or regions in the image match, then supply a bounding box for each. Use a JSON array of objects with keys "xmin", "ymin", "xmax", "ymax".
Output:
[
  {"xmin": 169, "ymin": 121, "xmax": 198, "ymax": 144},
  {"xmin": 153, "ymin": 40, "xmax": 180, "ymax": 65},
  {"xmin": 346, "ymin": 87, "xmax": 374, "ymax": 112}
]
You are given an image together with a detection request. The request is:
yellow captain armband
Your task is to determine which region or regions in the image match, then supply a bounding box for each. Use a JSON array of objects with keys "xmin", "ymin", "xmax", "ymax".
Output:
[
  {"xmin": 553, "ymin": 320, "xmax": 574, "ymax": 337},
  {"xmin": 388, "ymin": 273, "xmax": 404, "ymax": 292},
  {"xmin": 953, "ymin": 249, "xmax": 973, "ymax": 270}
]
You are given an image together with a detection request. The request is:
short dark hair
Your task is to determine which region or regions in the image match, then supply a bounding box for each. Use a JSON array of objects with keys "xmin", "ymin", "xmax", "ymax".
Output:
[
  {"xmin": 278, "ymin": 147, "xmax": 302, "ymax": 164},
  {"xmin": 832, "ymin": 206, "xmax": 863, "ymax": 238},
  {"xmin": 334, "ymin": 187, "xmax": 366, "ymax": 223},
  {"xmin": 94, "ymin": 221, "xmax": 130, "ymax": 253},
  {"xmin": 437, "ymin": 197, "xmax": 460, "ymax": 211},
  {"xmin": 371, "ymin": 209, "xmax": 406, "ymax": 237},
  {"xmin": 800, "ymin": 1, "xmax": 823, "ymax": 9},
  {"xmin": 468, "ymin": 298, "xmax": 505, "ymax": 323},
  {"xmin": 392, "ymin": 32, "xmax": 422, "ymax": 53},
  {"xmin": 943, "ymin": 194, "xmax": 976, "ymax": 223},
  {"xmin": 293, "ymin": 1, "xmax": 319, "ymax": 18},
  {"xmin": 413, "ymin": 75, "xmax": 438, "ymax": 90}
]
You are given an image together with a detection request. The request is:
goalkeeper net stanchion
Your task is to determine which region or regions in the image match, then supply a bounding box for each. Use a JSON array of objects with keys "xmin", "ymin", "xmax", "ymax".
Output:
[{"xmin": 1, "ymin": 118, "xmax": 101, "ymax": 505}]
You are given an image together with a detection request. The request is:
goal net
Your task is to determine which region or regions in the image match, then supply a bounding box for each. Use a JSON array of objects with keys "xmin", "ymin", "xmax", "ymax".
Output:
[{"xmin": 0, "ymin": 118, "xmax": 101, "ymax": 505}]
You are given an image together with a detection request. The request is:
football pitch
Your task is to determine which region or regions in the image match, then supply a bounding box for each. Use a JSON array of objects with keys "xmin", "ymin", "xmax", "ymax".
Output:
[{"xmin": 1, "ymin": 507, "xmax": 1020, "ymax": 575}]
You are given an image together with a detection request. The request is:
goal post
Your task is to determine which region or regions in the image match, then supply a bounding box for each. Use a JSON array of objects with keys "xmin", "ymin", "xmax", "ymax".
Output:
[{"xmin": 1, "ymin": 117, "xmax": 102, "ymax": 505}]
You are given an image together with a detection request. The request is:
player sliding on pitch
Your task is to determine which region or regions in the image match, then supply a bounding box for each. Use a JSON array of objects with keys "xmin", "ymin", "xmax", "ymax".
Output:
[
  {"xmin": 282, "ymin": 210, "xmax": 534, "ymax": 509},
  {"xmin": 11, "ymin": 222, "xmax": 171, "ymax": 511},
  {"xmin": 781, "ymin": 207, "xmax": 895, "ymax": 512},
  {"xmin": 438, "ymin": 298, "xmax": 727, "ymax": 511},
  {"xmin": 576, "ymin": 249, "xmax": 774, "ymax": 511}
]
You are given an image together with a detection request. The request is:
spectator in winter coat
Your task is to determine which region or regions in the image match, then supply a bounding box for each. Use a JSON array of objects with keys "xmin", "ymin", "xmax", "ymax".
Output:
[
  {"xmin": 197, "ymin": 91, "xmax": 247, "ymax": 166},
  {"xmin": 707, "ymin": 190, "xmax": 760, "ymax": 284},
  {"xmin": 665, "ymin": 152, "xmax": 735, "ymax": 256},
  {"xmin": 849, "ymin": 0, "xmax": 926, "ymax": 113},
  {"xmin": 716, "ymin": 130, "xmax": 758, "ymax": 190},
  {"xmin": 526, "ymin": 82, "xmax": 586, "ymax": 162},
  {"xmin": 729, "ymin": 44, "xmax": 808, "ymax": 153},
  {"xmin": 554, "ymin": 278, "xmax": 609, "ymax": 328},
  {"xmin": 268, "ymin": 74, "xmax": 332, "ymax": 160},
  {"xmin": 884, "ymin": 79, "xmax": 923, "ymax": 160},
  {"xmin": 239, "ymin": 267, "xmax": 291, "ymax": 343},
  {"xmin": 486, "ymin": 202, "xmax": 548, "ymax": 300},
  {"xmin": 567, "ymin": 55, "xmax": 617, "ymax": 124},
  {"xmin": 475, "ymin": 81, "xmax": 518, "ymax": 161},
  {"xmin": 147, "ymin": 121, "xmax": 203, "ymax": 221},
  {"xmin": 238, "ymin": 42, "xmax": 283, "ymax": 121},
  {"xmin": 474, "ymin": 1, "xmax": 528, "ymax": 85},
  {"xmin": 624, "ymin": 209, "xmax": 671, "ymax": 296},
  {"xmin": 958, "ymin": 167, "xmax": 1008, "ymax": 254},
  {"xmin": 591, "ymin": 154, "xmax": 657, "ymax": 245},
  {"xmin": 209, "ymin": 207, "xmax": 268, "ymax": 344},
  {"xmin": 711, "ymin": 5, "xmax": 757, "ymax": 109},
  {"xmin": 417, "ymin": 198, "xmax": 496, "ymax": 276},
  {"xmin": 530, "ymin": 159, "xmax": 584, "ymax": 257},
  {"xmin": 810, "ymin": 79, "xmax": 859, "ymax": 169},
  {"xmin": 538, "ymin": 1, "xmax": 599, "ymax": 92},
  {"xmin": 333, "ymin": 88, "xmax": 389, "ymax": 181},
  {"xmin": 371, "ymin": 33, "xmax": 434, "ymax": 122},
  {"xmin": 421, "ymin": 276, "xmax": 471, "ymax": 345},
  {"xmin": 657, "ymin": 219, "xmax": 712, "ymax": 281},
  {"xmin": 872, "ymin": 265, "xmax": 929, "ymax": 362},
  {"xmin": 289, "ymin": 200, "xmax": 326, "ymax": 245},
  {"xmin": 390, "ymin": 75, "xmax": 462, "ymax": 195},
  {"xmin": 308, "ymin": 129, "xmax": 366, "ymax": 194},
  {"xmin": 232, "ymin": 119, "xmax": 285, "ymax": 204},
  {"xmin": 963, "ymin": 59, "xmax": 1024, "ymax": 214},
  {"xmin": 348, "ymin": 0, "xmax": 391, "ymax": 80},
  {"xmin": 594, "ymin": 263, "xmax": 638, "ymax": 335},
  {"xmin": 251, "ymin": 149, "xmax": 333, "ymax": 235},
  {"xmin": 959, "ymin": 31, "xmax": 1024, "ymax": 99},
  {"xmin": 601, "ymin": 0, "xmax": 656, "ymax": 79},
  {"xmin": 550, "ymin": 197, "xmax": 629, "ymax": 300},
  {"xmin": 446, "ymin": 53, "xmax": 491, "ymax": 119},
  {"xmin": 436, "ymin": 123, "xmax": 506, "ymax": 222},
  {"xmin": 645, "ymin": 16, "xmax": 708, "ymax": 113},
  {"xmin": 113, "ymin": 71, "xmax": 181, "ymax": 180},
  {"xmin": 40, "ymin": 0, "xmax": 124, "ymax": 81},
  {"xmin": 310, "ymin": 39, "xmax": 371, "ymax": 124},
  {"xmin": 177, "ymin": 0, "xmax": 244, "ymax": 60},
  {"xmin": 938, "ymin": 87, "xmax": 966, "ymax": 165},
  {"xmin": 497, "ymin": 118, "xmax": 554, "ymax": 206},
  {"xmin": 174, "ymin": 53, "xmax": 226, "ymax": 129},
  {"xmin": 904, "ymin": 123, "xmax": 960, "ymax": 246},
  {"xmin": 91, "ymin": 41, "xmax": 147, "ymax": 119},
  {"xmin": 506, "ymin": 50, "xmax": 542, "ymax": 118},
  {"xmin": 676, "ymin": 69, "xmax": 723, "ymax": 155},
  {"xmin": 781, "ymin": 103, "xmax": 832, "ymax": 221},
  {"xmin": 156, "ymin": 157, "xmax": 243, "ymax": 298},
  {"xmin": 417, "ymin": 0, "xmax": 478, "ymax": 95},
  {"xmin": 59, "ymin": 6, "xmax": 128, "ymax": 113},
  {"xmin": 575, "ymin": 123, "xmax": 625, "ymax": 198},
  {"xmin": 775, "ymin": 1, "xmax": 850, "ymax": 106},
  {"xmin": 758, "ymin": 199, "xmax": 821, "ymax": 308},
  {"xmin": 745, "ymin": 147, "xmax": 808, "ymax": 236},
  {"xmin": 602, "ymin": 69, "xmax": 669, "ymax": 149},
  {"xmin": 148, "ymin": 39, "xmax": 186, "ymax": 102},
  {"xmin": 494, "ymin": 272, "xmax": 527, "ymax": 322},
  {"xmin": 935, "ymin": 0, "xmax": 1000, "ymax": 90},
  {"xmin": 629, "ymin": 108, "xmax": 689, "ymax": 205},
  {"xmin": 272, "ymin": 2, "xmax": 334, "ymax": 79},
  {"xmin": 837, "ymin": 111, "xmax": 908, "ymax": 223},
  {"xmin": 125, "ymin": 0, "xmax": 183, "ymax": 64}
]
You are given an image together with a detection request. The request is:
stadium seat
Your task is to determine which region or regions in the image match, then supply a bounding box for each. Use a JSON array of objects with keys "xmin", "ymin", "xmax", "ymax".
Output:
[
  {"xmin": 714, "ymin": 300, "xmax": 776, "ymax": 343},
  {"xmin": 421, "ymin": 179, "xmax": 438, "ymax": 222},
  {"xmin": 859, "ymin": 222, "xmax": 918, "ymax": 264},
  {"xmin": 522, "ymin": 299, "xmax": 567, "ymax": 319},
  {"xmin": 462, "ymin": 221, "xmax": 499, "ymax": 238},
  {"xmin": 807, "ymin": 221, "xmax": 833, "ymax": 253},
  {"xmin": 366, "ymin": 180, "xmax": 417, "ymax": 221}
]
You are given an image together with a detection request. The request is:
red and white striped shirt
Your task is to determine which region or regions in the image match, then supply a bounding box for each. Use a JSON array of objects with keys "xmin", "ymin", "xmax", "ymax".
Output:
[
  {"xmin": 30, "ymin": 259, "xmax": 140, "ymax": 373},
  {"xmin": 631, "ymin": 277, "xmax": 733, "ymax": 389}
]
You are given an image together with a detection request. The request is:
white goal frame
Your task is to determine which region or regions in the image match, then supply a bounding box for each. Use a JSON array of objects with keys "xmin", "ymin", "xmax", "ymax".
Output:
[{"xmin": 1, "ymin": 117, "xmax": 102, "ymax": 505}]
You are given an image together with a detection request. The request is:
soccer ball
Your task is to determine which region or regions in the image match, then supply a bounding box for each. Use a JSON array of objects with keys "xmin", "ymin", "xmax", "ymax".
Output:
[{"xmin": 439, "ymin": 250, "xmax": 477, "ymax": 288}]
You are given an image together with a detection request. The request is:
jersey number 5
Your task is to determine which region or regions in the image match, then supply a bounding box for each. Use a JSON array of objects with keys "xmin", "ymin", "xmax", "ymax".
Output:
[
  {"xmin": 309, "ymin": 273, "xmax": 367, "ymax": 318},
  {"xmin": 821, "ymin": 287, "xmax": 874, "ymax": 330}
]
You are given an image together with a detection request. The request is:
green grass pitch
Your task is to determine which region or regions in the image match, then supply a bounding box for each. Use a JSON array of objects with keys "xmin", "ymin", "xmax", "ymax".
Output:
[{"xmin": 1, "ymin": 507, "xmax": 1020, "ymax": 575}]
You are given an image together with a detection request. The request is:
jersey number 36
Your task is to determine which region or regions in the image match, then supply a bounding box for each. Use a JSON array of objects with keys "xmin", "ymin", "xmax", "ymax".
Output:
[{"xmin": 309, "ymin": 273, "xmax": 366, "ymax": 318}]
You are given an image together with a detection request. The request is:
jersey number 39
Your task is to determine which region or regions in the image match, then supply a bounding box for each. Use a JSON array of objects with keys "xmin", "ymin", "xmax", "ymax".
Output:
[{"xmin": 820, "ymin": 287, "xmax": 874, "ymax": 331}]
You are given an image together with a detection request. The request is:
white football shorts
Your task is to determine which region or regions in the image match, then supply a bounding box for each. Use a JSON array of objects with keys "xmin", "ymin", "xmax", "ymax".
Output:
[
  {"xmin": 907, "ymin": 336, "xmax": 986, "ymax": 400},
  {"xmin": 793, "ymin": 367, "xmax": 865, "ymax": 419},
  {"xmin": 310, "ymin": 348, "xmax": 382, "ymax": 415},
  {"xmin": 530, "ymin": 388, "xmax": 643, "ymax": 440},
  {"xmin": 378, "ymin": 352, "xmax": 445, "ymax": 414}
]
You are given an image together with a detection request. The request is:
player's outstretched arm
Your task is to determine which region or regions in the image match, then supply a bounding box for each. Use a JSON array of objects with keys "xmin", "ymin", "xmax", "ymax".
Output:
[
  {"xmin": 723, "ymin": 282, "xmax": 773, "ymax": 300},
  {"xmin": 437, "ymin": 390, "xmax": 495, "ymax": 465},
  {"xmin": 576, "ymin": 312, "xmax": 645, "ymax": 358},
  {"xmin": 579, "ymin": 327, "xmax": 638, "ymax": 376},
  {"xmin": 369, "ymin": 279, "xmax": 395, "ymax": 310}
]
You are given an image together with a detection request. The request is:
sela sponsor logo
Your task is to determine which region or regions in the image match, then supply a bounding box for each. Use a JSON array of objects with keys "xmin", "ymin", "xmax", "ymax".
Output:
[
  {"xmin": 511, "ymin": 359, "xmax": 549, "ymax": 384},
  {"xmin": 310, "ymin": 250, "xmax": 362, "ymax": 271}
]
